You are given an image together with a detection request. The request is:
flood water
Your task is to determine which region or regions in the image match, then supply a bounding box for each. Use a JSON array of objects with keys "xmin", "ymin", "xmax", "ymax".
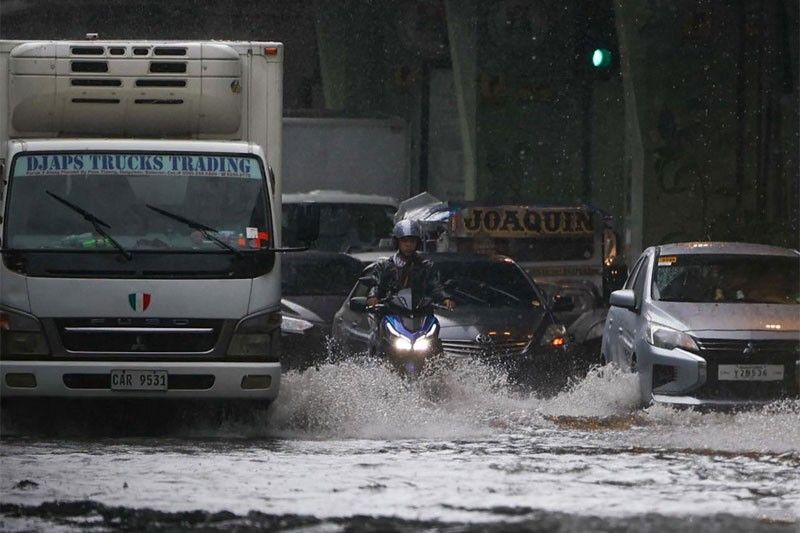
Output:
[{"xmin": 1, "ymin": 357, "xmax": 799, "ymax": 532}]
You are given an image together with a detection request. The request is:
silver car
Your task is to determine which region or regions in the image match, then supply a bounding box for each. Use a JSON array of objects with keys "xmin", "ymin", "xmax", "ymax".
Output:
[{"xmin": 602, "ymin": 242, "xmax": 799, "ymax": 408}]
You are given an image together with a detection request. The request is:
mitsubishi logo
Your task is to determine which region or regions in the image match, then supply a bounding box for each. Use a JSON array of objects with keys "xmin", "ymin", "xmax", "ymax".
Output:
[
  {"xmin": 742, "ymin": 341, "xmax": 756, "ymax": 357},
  {"xmin": 130, "ymin": 335, "xmax": 148, "ymax": 352},
  {"xmin": 475, "ymin": 333, "xmax": 494, "ymax": 345}
]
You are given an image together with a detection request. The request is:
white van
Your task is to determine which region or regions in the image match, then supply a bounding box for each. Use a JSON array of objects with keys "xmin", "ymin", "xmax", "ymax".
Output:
[{"xmin": 0, "ymin": 40, "xmax": 293, "ymax": 403}]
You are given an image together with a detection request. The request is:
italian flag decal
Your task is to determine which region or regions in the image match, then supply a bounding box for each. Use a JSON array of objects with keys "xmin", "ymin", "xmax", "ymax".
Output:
[{"xmin": 128, "ymin": 292, "xmax": 152, "ymax": 312}]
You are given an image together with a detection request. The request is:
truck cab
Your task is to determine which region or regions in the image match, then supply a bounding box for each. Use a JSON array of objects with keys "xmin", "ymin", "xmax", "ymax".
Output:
[{"xmin": 0, "ymin": 40, "xmax": 286, "ymax": 402}]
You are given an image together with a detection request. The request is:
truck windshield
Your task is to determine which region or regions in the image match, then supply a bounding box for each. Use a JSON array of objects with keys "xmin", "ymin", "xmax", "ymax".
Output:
[
  {"xmin": 456, "ymin": 235, "xmax": 595, "ymax": 262},
  {"xmin": 282, "ymin": 202, "xmax": 395, "ymax": 253},
  {"xmin": 5, "ymin": 152, "xmax": 271, "ymax": 253},
  {"xmin": 653, "ymin": 254, "xmax": 800, "ymax": 304}
]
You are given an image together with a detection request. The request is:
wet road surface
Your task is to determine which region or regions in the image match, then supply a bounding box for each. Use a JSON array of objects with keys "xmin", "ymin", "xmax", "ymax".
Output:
[{"xmin": 1, "ymin": 358, "xmax": 798, "ymax": 531}]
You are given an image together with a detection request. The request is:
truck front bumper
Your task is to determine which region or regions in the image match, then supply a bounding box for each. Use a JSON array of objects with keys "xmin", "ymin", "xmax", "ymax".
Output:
[{"xmin": 0, "ymin": 360, "xmax": 280, "ymax": 400}]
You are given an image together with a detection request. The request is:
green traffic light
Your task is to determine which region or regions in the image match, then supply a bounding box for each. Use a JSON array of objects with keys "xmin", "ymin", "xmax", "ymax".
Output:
[{"xmin": 591, "ymin": 48, "xmax": 612, "ymax": 68}]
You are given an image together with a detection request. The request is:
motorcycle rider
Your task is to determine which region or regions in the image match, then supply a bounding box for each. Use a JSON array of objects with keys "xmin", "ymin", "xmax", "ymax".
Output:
[{"xmin": 366, "ymin": 219, "xmax": 456, "ymax": 310}]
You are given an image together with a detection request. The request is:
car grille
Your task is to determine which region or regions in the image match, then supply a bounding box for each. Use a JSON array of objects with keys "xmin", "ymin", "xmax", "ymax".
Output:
[
  {"xmin": 694, "ymin": 338, "xmax": 800, "ymax": 400},
  {"xmin": 441, "ymin": 338, "xmax": 529, "ymax": 357},
  {"xmin": 57, "ymin": 318, "xmax": 222, "ymax": 354}
]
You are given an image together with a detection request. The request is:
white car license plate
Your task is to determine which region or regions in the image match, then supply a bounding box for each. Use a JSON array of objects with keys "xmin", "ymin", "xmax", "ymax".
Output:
[
  {"xmin": 110, "ymin": 370, "xmax": 168, "ymax": 391},
  {"xmin": 718, "ymin": 364, "xmax": 784, "ymax": 381}
]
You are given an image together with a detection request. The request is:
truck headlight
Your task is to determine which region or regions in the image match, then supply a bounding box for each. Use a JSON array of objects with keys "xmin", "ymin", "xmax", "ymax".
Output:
[
  {"xmin": 228, "ymin": 310, "xmax": 281, "ymax": 356},
  {"xmin": 0, "ymin": 307, "xmax": 50, "ymax": 356},
  {"xmin": 645, "ymin": 322, "xmax": 698, "ymax": 352}
]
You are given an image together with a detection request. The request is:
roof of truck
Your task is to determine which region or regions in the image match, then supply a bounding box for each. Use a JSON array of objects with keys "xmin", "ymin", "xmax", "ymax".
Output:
[
  {"xmin": 283, "ymin": 189, "xmax": 398, "ymax": 207},
  {"xmin": 9, "ymin": 139, "xmax": 263, "ymax": 156}
]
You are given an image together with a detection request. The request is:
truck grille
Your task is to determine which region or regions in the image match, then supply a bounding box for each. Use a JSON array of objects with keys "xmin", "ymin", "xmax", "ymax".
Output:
[
  {"xmin": 57, "ymin": 318, "xmax": 221, "ymax": 354},
  {"xmin": 441, "ymin": 339, "xmax": 529, "ymax": 358},
  {"xmin": 694, "ymin": 338, "xmax": 800, "ymax": 400}
]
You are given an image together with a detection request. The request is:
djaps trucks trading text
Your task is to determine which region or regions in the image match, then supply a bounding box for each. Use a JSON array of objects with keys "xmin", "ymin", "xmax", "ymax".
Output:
[{"xmin": 0, "ymin": 40, "xmax": 290, "ymax": 405}]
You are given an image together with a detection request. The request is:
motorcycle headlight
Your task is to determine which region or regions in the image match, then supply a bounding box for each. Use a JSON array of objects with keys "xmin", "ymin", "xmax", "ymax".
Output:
[
  {"xmin": 0, "ymin": 308, "xmax": 49, "ymax": 356},
  {"xmin": 228, "ymin": 311, "xmax": 281, "ymax": 357},
  {"xmin": 645, "ymin": 322, "xmax": 698, "ymax": 352},
  {"xmin": 413, "ymin": 337, "xmax": 431, "ymax": 352},
  {"xmin": 393, "ymin": 337, "xmax": 413, "ymax": 351}
]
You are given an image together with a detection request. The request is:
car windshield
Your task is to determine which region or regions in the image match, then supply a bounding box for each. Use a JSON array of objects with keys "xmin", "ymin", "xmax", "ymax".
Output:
[
  {"xmin": 653, "ymin": 253, "xmax": 800, "ymax": 304},
  {"xmin": 435, "ymin": 260, "xmax": 542, "ymax": 308},
  {"xmin": 5, "ymin": 152, "xmax": 270, "ymax": 252},
  {"xmin": 283, "ymin": 203, "xmax": 395, "ymax": 253}
]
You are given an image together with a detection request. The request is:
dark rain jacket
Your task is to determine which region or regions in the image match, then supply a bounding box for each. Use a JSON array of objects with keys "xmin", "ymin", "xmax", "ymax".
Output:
[{"xmin": 367, "ymin": 252, "xmax": 450, "ymax": 303}]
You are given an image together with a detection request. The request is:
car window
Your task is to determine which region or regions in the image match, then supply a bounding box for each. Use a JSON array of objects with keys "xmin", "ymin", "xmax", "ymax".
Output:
[{"xmin": 652, "ymin": 253, "xmax": 800, "ymax": 304}]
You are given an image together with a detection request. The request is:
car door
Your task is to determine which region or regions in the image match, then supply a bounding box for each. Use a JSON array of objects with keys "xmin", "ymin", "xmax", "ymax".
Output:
[
  {"xmin": 615, "ymin": 252, "xmax": 651, "ymax": 370},
  {"xmin": 604, "ymin": 254, "xmax": 643, "ymax": 365},
  {"xmin": 334, "ymin": 276, "xmax": 373, "ymax": 352}
]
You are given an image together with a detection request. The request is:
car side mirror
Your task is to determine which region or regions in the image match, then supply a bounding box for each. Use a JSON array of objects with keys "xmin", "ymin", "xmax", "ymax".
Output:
[
  {"xmin": 551, "ymin": 294, "xmax": 575, "ymax": 312},
  {"xmin": 609, "ymin": 289, "xmax": 636, "ymax": 310},
  {"xmin": 349, "ymin": 296, "xmax": 368, "ymax": 313}
]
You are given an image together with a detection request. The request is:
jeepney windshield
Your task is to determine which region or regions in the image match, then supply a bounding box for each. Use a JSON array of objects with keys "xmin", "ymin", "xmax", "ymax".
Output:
[{"xmin": 5, "ymin": 152, "xmax": 271, "ymax": 253}]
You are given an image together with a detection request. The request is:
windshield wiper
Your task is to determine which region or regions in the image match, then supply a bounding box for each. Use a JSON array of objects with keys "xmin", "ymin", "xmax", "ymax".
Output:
[
  {"xmin": 46, "ymin": 190, "xmax": 132, "ymax": 261},
  {"xmin": 145, "ymin": 204, "xmax": 242, "ymax": 257},
  {"xmin": 480, "ymin": 282, "xmax": 521, "ymax": 303}
]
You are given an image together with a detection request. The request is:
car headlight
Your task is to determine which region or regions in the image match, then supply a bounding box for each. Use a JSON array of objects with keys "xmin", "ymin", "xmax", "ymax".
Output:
[
  {"xmin": 645, "ymin": 322, "xmax": 699, "ymax": 352},
  {"xmin": 540, "ymin": 323, "xmax": 568, "ymax": 347},
  {"xmin": 282, "ymin": 315, "xmax": 315, "ymax": 335},
  {"xmin": 0, "ymin": 307, "xmax": 49, "ymax": 356},
  {"xmin": 228, "ymin": 310, "xmax": 281, "ymax": 356}
]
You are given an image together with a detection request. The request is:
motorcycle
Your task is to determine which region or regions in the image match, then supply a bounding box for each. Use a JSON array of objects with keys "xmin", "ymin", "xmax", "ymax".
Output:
[{"xmin": 351, "ymin": 288, "xmax": 443, "ymax": 377}]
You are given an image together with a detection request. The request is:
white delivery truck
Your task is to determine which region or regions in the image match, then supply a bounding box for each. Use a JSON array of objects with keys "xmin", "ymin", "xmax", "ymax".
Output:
[{"xmin": 0, "ymin": 39, "xmax": 300, "ymax": 404}]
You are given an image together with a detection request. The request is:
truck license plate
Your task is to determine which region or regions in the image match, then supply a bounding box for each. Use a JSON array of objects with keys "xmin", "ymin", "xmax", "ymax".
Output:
[
  {"xmin": 718, "ymin": 364, "xmax": 784, "ymax": 381},
  {"xmin": 110, "ymin": 370, "xmax": 168, "ymax": 391}
]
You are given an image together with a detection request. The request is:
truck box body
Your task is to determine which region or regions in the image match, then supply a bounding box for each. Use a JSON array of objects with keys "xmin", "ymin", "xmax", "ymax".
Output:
[
  {"xmin": 282, "ymin": 116, "xmax": 409, "ymax": 200},
  {"xmin": 0, "ymin": 40, "xmax": 285, "ymax": 401}
]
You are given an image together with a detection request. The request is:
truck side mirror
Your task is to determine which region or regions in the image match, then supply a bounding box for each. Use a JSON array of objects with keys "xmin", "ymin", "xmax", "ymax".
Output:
[{"xmin": 294, "ymin": 204, "xmax": 320, "ymax": 244}]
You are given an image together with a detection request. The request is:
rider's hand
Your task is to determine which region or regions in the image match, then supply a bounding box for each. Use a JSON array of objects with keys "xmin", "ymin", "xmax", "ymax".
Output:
[
  {"xmin": 366, "ymin": 296, "xmax": 379, "ymax": 307},
  {"xmin": 443, "ymin": 298, "xmax": 456, "ymax": 311}
]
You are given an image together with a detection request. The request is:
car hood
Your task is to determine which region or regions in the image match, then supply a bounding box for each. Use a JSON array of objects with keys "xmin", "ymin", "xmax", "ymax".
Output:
[
  {"xmin": 648, "ymin": 301, "xmax": 800, "ymax": 334},
  {"xmin": 436, "ymin": 304, "xmax": 546, "ymax": 339}
]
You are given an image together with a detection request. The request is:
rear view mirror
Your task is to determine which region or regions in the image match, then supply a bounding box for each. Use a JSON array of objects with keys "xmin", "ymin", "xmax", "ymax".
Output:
[
  {"xmin": 609, "ymin": 289, "xmax": 636, "ymax": 310},
  {"xmin": 294, "ymin": 204, "xmax": 320, "ymax": 244},
  {"xmin": 349, "ymin": 296, "xmax": 367, "ymax": 312}
]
